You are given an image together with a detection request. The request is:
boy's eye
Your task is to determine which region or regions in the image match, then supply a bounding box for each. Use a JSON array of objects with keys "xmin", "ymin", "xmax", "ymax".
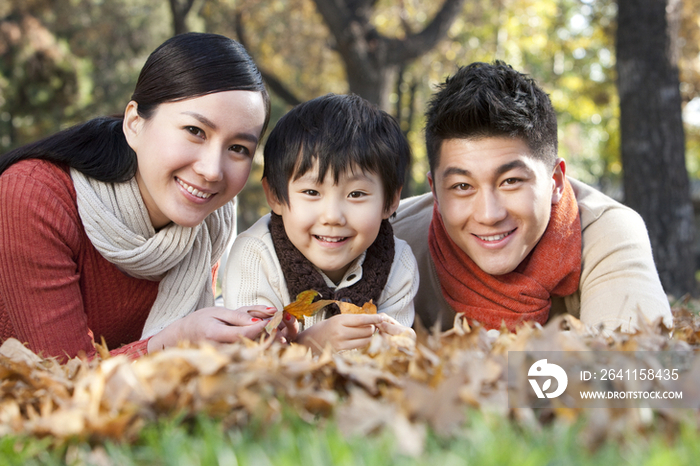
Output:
[
  {"xmin": 348, "ymin": 191, "xmax": 366, "ymax": 198},
  {"xmin": 301, "ymin": 189, "xmax": 320, "ymax": 196},
  {"xmin": 185, "ymin": 126, "xmax": 204, "ymax": 138}
]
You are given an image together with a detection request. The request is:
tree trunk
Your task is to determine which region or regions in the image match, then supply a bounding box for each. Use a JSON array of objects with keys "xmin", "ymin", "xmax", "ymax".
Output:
[
  {"xmin": 169, "ymin": 0, "xmax": 195, "ymax": 36},
  {"xmin": 617, "ymin": 0, "xmax": 696, "ymax": 297}
]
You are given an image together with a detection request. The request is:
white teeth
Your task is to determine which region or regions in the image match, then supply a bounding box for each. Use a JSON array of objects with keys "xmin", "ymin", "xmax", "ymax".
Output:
[
  {"xmin": 477, "ymin": 232, "xmax": 510, "ymax": 242},
  {"xmin": 316, "ymin": 235, "xmax": 345, "ymax": 243},
  {"xmin": 178, "ymin": 179, "xmax": 212, "ymax": 199}
]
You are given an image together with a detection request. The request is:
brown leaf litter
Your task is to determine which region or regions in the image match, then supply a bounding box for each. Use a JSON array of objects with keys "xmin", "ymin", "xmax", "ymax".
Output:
[{"xmin": 1, "ymin": 301, "xmax": 700, "ymax": 454}]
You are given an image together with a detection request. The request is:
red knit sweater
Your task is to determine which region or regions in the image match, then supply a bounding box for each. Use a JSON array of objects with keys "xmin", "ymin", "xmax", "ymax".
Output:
[{"xmin": 0, "ymin": 160, "xmax": 162, "ymax": 360}]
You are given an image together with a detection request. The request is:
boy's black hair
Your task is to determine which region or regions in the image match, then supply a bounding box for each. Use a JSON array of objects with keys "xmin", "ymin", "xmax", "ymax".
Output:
[
  {"xmin": 424, "ymin": 60, "xmax": 558, "ymax": 174},
  {"xmin": 263, "ymin": 93, "xmax": 410, "ymax": 213}
]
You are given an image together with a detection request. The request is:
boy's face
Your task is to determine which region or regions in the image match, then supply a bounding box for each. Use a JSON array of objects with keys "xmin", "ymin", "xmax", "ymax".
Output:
[
  {"xmin": 428, "ymin": 137, "xmax": 565, "ymax": 276},
  {"xmin": 264, "ymin": 161, "xmax": 400, "ymax": 283}
]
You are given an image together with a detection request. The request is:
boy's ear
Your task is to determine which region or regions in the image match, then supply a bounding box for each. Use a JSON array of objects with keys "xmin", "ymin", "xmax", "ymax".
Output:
[
  {"xmin": 383, "ymin": 190, "xmax": 402, "ymax": 219},
  {"xmin": 551, "ymin": 158, "xmax": 566, "ymax": 205},
  {"xmin": 262, "ymin": 178, "xmax": 284, "ymax": 215},
  {"xmin": 122, "ymin": 101, "xmax": 143, "ymax": 148}
]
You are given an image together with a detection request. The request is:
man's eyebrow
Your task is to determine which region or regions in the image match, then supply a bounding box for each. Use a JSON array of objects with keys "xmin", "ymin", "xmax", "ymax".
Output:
[
  {"xmin": 442, "ymin": 166, "xmax": 471, "ymax": 178},
  {"xmin": 181, "ymin": 111, "xmax": 217, "ymax": 130},
  {"xmin": 496, "ymin": 160, "xmax": 532, "ymax": 176}
]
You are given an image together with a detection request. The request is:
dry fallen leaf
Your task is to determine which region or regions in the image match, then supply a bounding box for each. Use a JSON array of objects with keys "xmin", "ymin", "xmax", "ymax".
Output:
[
  {"xmin": 338, "ymin": 300, "xmax": 377, "ymax": 315},
  {"xmin": 284, "ymin": 290, "xmax": 336, "ymax": 322}
]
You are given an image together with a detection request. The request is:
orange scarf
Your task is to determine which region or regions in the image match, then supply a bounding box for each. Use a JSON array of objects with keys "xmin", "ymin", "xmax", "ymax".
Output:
[{"xmin": 428, "ymin": 179, "xmax": 582, "ymax": 331}]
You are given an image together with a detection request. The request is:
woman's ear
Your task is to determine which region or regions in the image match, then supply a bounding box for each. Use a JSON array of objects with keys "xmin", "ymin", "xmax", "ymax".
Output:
[
  {"xmin": 262, "ymin": 178, "xmax": 284, "ymax": 215},
  {"xmin": 122, "ymin": 101, "xmax": 142, "ymax": 147},
  {"xmin": 551, "ymin": 158, "xmax": 567, "ymax": 205},
  {"xmin": 383, "ymin": 190, "xmax": 402, "ymax": 219}
]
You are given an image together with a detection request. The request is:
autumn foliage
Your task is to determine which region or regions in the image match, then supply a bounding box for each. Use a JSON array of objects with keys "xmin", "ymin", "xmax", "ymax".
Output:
[{"xmin": 1, "ymin": 301, "xmax": 700, "ymax": 454}]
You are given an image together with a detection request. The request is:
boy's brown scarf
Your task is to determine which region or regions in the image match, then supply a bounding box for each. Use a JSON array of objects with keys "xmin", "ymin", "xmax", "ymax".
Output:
[
  {"xmin": 428, "ymin": 179, "xmax": 582, "ymax": 331},
  {"xmin": 269, "ymin": 212, "xmax": 395, "ymax": 318}
]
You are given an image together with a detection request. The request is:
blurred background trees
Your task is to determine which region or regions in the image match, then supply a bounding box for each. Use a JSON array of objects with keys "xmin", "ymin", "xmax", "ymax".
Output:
[{"xmin": 1, "ymin": 0, "xmax": 699, "ymax": 295}]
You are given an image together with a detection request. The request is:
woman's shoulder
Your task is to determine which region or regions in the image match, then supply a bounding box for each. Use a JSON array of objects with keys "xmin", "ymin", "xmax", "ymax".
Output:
[
  {"xmin": 1, "ymin": 159, "xmax": 74, "ymax": 197},
  {"xmin": 0, "ymin": 160, "xmax": 78, "ymax": 222}
]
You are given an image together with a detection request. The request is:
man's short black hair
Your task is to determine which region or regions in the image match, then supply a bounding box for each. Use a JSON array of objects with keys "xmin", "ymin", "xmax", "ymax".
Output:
[
  {"xmin": 263, "ymin": 93, "xmax": 410, "ymax": 213},
  {"xmin": 425, "ymin": 61, "xmax": 558, "ymax": 173}
]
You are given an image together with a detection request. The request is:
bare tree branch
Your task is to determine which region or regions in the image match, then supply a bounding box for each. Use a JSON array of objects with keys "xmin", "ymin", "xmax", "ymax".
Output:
[
  {"xmin": 234, "ymin": 11, "xmax": 301, "ymax": 107},
  {"xmin": 387, "ymin": 0, "xmax": 467, "ymax": 63}
]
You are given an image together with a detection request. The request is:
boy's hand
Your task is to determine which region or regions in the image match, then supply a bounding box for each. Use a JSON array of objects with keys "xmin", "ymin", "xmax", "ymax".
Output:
[
  {"xmin": 295, "ymin": 314, "xmax": 386, "ymax": 353},
  {"xmin": 375, "ymin": 314, "xmax": 416, "ymax": 340}
]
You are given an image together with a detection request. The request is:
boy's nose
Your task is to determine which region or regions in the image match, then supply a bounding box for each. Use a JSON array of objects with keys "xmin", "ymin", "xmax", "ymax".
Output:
[{"xmin": 320, "ymin": 199, "xmax": 346, "ymax": 225}]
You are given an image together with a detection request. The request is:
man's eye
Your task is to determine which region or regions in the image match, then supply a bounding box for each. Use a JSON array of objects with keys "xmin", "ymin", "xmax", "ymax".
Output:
[
  {"xmin": 502, "ymin": 178, "xmax": 521, "ymax": 186},
  {"xmin": 452, "ymin": 183, "xmax": 471, "ymax": 190}
]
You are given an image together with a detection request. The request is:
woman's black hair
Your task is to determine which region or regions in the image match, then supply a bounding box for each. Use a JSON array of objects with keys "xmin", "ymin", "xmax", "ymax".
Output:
[{"xmin": 0, "ymin": 32, "xmax": 271, "ymax": 181}]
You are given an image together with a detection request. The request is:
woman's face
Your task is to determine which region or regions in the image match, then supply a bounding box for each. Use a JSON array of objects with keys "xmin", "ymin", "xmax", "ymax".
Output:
[{"xmin": 124, "ymin": 91, "xmax": 266, "ymax": 229}]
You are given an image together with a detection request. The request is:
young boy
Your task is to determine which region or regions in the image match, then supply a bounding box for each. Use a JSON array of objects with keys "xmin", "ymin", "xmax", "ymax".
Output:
[{"xmin": 224, "ymin": 94, "xmax": 418, "ymax": 351}]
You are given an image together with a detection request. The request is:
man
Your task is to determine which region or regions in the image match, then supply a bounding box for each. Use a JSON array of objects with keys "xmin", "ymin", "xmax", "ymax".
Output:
[{"xmin": 392, "ymin": 61, "xmax": 673, "ymax": 332}]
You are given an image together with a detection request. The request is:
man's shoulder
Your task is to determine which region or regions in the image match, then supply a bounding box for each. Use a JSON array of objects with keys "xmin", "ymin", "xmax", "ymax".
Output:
[
  {"xmin": 392, "ymin": 192, "xmax": 434, "ymax": 241},
  {"xmin": 569, "ymin": 177, "xmax": 639, "ymax": 230}
]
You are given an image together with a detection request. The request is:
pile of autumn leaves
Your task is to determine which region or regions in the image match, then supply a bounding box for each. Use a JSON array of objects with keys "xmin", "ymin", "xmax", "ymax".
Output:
[{"xmin": 2, "ymin": 301, "xmax": 700, "ymax": 454}]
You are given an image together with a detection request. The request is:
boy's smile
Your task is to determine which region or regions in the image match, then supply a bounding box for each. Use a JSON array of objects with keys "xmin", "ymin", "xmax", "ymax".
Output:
[
  {"xmin": 265, "ymin": 161, "xmax": 398, "ymax": 283},
  {"xmin": 429, "ymin": 137, "xmax": 565, "ymax": 276}
]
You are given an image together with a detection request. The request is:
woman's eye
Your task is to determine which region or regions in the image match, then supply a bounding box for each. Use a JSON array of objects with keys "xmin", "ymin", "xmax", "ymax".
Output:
[
  {"xmin": 185, "ymin": 126, "xmax": 204, "ymax": 138},
  {"xmin": 229, "ymin": 144, "xmax": 251, "ymax": 156}
]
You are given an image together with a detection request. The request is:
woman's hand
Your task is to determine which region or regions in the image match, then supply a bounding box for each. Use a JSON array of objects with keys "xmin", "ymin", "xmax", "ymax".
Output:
[
  {"xmin": 147, "ymin": 305, "xmax": 274, "ymax": 353},
  {"xmin": 295, "ymin": 313, "xmax": 388, "ymax": 354}
]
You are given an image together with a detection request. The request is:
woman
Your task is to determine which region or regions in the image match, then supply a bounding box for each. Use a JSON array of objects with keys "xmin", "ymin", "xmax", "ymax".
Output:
[{"xmin": 0, "ymin": 33, "xmax": 293, "ymax": 360}]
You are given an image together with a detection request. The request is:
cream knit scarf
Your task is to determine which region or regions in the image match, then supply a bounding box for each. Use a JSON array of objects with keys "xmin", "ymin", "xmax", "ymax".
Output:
[{"xmin": 70, "ymin": 168, "xmax": 234, "ymax": 339}]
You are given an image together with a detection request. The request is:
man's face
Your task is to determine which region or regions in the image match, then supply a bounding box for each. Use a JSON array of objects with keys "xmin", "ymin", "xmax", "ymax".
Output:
[{"xmin": 429, "ymin": 137, "xmax": 565, "ymax": 276}]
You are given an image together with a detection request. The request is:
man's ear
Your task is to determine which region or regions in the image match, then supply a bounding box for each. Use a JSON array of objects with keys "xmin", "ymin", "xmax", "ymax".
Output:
[
  {"xmin": 262, "ymin": 177, "xmax": 284, "ymax": 215},
  {"xmin": 427, "ymin": 171, "xmax": 439, "ymax": 207},
  {"xmin": 122, "ymin": 101, "xmax": 143, "ymax": 148},
  {"xmin": 383, "ymin": 190, "xmax": 402, "ymax": 219},
  {"xmin": 551, "ymin": 158, "xmax": 566, "ymax": 205}
]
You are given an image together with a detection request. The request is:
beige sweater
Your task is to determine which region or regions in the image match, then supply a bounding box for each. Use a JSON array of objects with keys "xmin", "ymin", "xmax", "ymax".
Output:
[
  {"xmin": 223, "ymin": 214, "xmax": 418, "ymax": 328},
  {"xmin": 391, "ymin": 178, "xmax": 673, "ymax": 332}
]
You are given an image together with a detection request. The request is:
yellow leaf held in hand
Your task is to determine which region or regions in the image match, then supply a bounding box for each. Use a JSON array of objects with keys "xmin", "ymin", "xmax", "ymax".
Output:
[
  {"xmin": 337, "ymin": 300, "xmax": 377, "ymax": 315},
  {"xmin": 265, "ymin": 310, "xmax": 285, "ymax": 335},
  {"xmin": 284, "ymin": 290, "xmax": 335, "ymax": 322}
]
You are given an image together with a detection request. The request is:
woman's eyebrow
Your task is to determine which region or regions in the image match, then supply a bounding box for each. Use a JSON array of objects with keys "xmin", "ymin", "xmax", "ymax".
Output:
[{"xmin": 181, "ymin": 111, "xmax": 217, "ymax": 129}]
